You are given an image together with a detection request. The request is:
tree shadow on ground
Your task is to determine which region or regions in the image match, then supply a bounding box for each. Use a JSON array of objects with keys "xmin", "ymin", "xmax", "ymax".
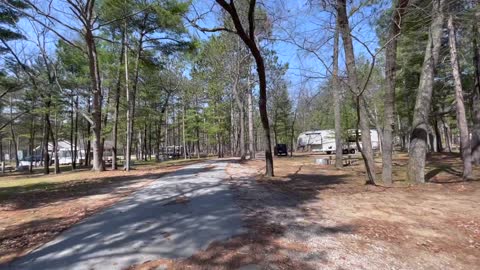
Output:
[{"xmin": 425, "ymin": 167, "xmax": 463, "ymax": 182}]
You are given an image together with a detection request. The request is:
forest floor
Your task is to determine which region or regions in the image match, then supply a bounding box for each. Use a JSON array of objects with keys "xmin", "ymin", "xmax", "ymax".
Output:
[
  {"xmin": 131, "ymin": 152, "xmax": 480, "ymax": 270},
  {"xmin": 0, "ymin": 158, "xmax": 206, "ymax": 265}
]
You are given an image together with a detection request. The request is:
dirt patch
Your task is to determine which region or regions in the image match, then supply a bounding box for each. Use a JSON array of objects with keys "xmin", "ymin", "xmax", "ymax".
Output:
[{"xmin": 0, "ymin": 161, "xmax": 201, "ymax": 265}]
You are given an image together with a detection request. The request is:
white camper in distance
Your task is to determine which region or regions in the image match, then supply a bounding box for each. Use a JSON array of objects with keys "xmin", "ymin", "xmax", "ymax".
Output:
[{"xmin": 297, "ymin": 129, "xmax": 379, "ymax": 154}]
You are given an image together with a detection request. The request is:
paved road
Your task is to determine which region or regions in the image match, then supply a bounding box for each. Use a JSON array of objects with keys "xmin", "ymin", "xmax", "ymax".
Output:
[{"xmin": 3, "ymin": 160, "xmax": 245, "ymax": 270}]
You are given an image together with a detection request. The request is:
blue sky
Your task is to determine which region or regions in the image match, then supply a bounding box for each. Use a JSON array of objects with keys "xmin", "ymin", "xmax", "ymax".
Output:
[
  {"xmin": 9, "ymin": 0, "xmax": 387, "ymax": 99},
  {"xmin": 189, "ymin": 0, "xmax": 387, "ymax": 98}
]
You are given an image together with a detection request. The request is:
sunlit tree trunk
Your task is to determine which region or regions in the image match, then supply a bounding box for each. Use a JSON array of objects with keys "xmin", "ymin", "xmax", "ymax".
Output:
[
  {"xmin": 124, "ymin": 23, "xmax": 132, "ymax": 170},
  {"xmin": 337, "ymin": 0, "xmax": 376, "ymax": 184},
  {"xmin": 382, "ymin": 0, "xmax": 410, "ymax": 185},
  {"xmin": 332, "ymin": 20, "xmax": 343, "ymax": 169},
  {"xmin": 10, "ymin": 96, "xmax": 19, "ymax": 169},
  {"xmin": 407, "ymin": 0, "xmax": 444, "ymax": 183},
  {"xmin": 448, "ymin": 14, "xmax": 473, "ymax": 179},
  {"xmin": 43, "ymin": 104, "xmax": 51, "ymax": 174},
  {"xmin": 83, "ymin": 1, "xmax": 104, "ymax": 172},
  {"xmin": 50, "ymin": 111, "xmax": 60, "ymax": 174},
  {"xmin": 472, "ymin": 1, "xmax": 480, "ymax": 164},
  {"xmin": 112, "ymin": 31, "xmax": 125, "ymax": 170},
  {"xmin": 232, "ymin": 73, "xmax": 246, "ymax": 160},
  {"xmin": 248, "ymin": 82, "xmax": 255, "ymax": 159}
]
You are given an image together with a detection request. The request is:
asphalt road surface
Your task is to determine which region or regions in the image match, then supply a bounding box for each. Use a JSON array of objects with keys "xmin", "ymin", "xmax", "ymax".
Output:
[{"xmin": 3, "ymin": 160, "xmax": 245, "ymax": 270}]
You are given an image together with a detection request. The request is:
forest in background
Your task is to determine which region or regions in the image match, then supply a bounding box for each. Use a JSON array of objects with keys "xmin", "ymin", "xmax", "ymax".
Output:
[{"xmin": 0, "ymin": 0, "xmax": 479, "ymax": 185}]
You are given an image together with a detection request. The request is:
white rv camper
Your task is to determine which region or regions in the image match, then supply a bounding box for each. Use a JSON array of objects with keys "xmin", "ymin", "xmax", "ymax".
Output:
[{"xmin": 297, "ymin": 129, "xmax": 379, "ymax": 154}]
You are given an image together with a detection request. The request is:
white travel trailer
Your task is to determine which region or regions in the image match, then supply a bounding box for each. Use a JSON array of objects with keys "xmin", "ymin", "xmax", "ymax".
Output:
[{"xmin": 297, "ymin": 129, "xmax": 379, "ymax": 154}]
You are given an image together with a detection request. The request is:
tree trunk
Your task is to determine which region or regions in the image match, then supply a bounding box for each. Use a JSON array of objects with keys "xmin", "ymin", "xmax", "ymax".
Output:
[
  {"xmin": 124, "ymin": 23, "xmax": 132, "ymax": 171},
  {"xmin": 182, "ymin": 101, "xmax": 187, "ymax": 159},
  {"xmin": 85, "ymin": 18, "xmax": 104, "ymax": 172},
  {"xmin": 332, "ymin": 20, "xmax": 343, "ymax": 168},
  {"xmin": 164, "ymin": 106, "xmax": 168, "ymax": 159},
  {"xmin": 112, "ymin": 31, "xmax": 125, "ymax": 170},
  {"xmin": 472, "ymin": 2, "xmax": 480, "ymax": 164},
  {"xmin": 382, "ymin": 0, "xmax": 410, "ymax": 184},
  {"xmin": 50, "ymin": 111, "xmax": 60, "ymax": 174},
  {"xmin": 448, "ymin": 14, "xmax": 473, "ymax": 179},
  {"xmin": 43, "ymin": 108, "xmax": 51, "ymax": 174},
  {"xmin": 74, "ymin": 96, "xmax": 78, "ymax": 167},
  {"xmin": 215, "ymin": 0, "xmax": 274, "ymax": 176},
  {"xmin": 443, "ymin": 120, "xmax": 452, "ymax": 152},
  {"xmin": 70, "ymin": 95, "xmax": 75, "ymax": 170},
  {"xmin": 195, "ymin": 95, "xmax": 201, "ymax": 159},
  {"xmin": 434, "ymin": 117, "xmax": 443, "ymax": 152},
  {"xmin": 0, "ymin": 136, "xmax": 3, "ymax": 172},
  {"xmin": 248, "ymin": 81, "xmax": 255, "ymax": 159},
  {"xmin": 85, "ymin": 97, "xmax": 92, "ymax": 167},
  {"xmin": 337, "ymin": 0, "xmax": 376, "ymax": 184},
  {"xmin": 290, "ymin": 109, "xmax": 297, "ymax": 157},
  {"xmin": 9, "ymin": 96, "xmax": 19, "ymax": 169},
  {"xmin": 232, "ymin": 76, "xmax": 246, "ymax": 160},
  {"xmin": 407, "ymin": 0, "xmax": 444, "ymax": 183},
  {"xmin": 28, "ymin": 115, "xmax": 35, "ymax": 173}
]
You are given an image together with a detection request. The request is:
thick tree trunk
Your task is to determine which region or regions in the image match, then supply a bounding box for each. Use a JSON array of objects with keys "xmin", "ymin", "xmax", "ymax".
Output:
[
  {"xmin": 382, "ymin": 0, "xmax": 410, "ymax": 184},
  {"xmin": 337, "ymin": 0, "xmax": 376, "ymax": 184},
  {"xmin": 85, "ymin": 22, "xmax": 104, "ymax": 172},
  {"xmin": 255, "ymin": 56, "xmax": 274, "ymax": 176},
  {"xmin": 332, "ymin": 21, "xmax": 343, "ymax": 168},
  {"xmin": 472, "ymin": 3, "xmax": 480, "ymax": 164},
  {"xmin": 407, "ymin": 0, "xmax": 444, "ymax": 183},
  {"xmin": 448, "ymin": 14, "xmax": 473, "ymax": 179}
]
